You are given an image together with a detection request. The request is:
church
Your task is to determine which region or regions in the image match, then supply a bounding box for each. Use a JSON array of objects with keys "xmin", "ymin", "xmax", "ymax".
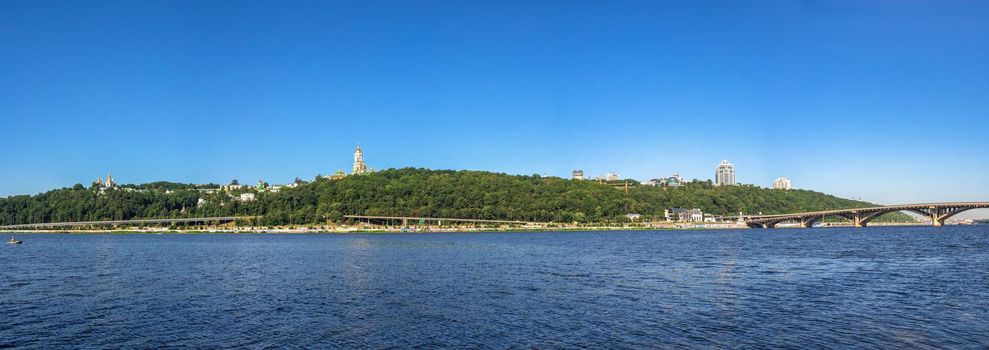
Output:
[
  {"xmin": 352, "ymin": 144, "xmax": 373, "ymax": 175},
  {"xmin": 93, "ymin": 171, "xmax": 118, "ymax": 192}
]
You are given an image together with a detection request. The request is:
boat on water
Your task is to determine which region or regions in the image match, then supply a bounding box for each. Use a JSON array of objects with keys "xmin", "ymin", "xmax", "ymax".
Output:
[{"xmin": 7, "ymin": 237, "xmax": 22, "ymax": 245}]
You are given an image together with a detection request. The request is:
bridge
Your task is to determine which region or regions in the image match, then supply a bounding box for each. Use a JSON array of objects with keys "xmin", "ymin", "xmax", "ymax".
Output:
[
  {"xmin": 0, "ymin": 216, "xmax": 255, "ymax": 230},
  {"xmin": 744, "ymin": 202, "xmax": 989, "ymax": 228},
  {"xmin": 344, "ymin": 215, "xmax": 532, "ymax": 226}
]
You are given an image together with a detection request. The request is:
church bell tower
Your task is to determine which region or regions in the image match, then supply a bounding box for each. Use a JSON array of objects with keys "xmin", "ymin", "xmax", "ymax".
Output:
[{"xmin": 352, "ymin": 144, "xmax": 368, "ymax": 175}]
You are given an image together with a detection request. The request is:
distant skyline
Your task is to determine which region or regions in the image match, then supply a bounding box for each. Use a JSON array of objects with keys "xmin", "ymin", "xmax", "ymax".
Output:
[{"xmin": 2, "ymin": 1, "xmax": 988, "ymax": 215}]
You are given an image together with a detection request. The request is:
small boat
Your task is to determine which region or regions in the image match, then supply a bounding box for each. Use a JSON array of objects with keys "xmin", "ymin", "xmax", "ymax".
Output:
[{"xmin": 7, "ymin": 237, "xmax": 22, "ymax": 245}]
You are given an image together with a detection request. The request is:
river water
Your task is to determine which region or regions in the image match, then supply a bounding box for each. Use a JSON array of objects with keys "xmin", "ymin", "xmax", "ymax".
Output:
[{"xmin": 1, "ymin": 226, "xmax": 987, "ymax": 349}]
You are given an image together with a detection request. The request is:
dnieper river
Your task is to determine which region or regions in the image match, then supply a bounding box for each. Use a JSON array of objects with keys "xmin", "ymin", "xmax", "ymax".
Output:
[{"xmin": 2, "ymin": 226, "xmax": 987, "ymax": 348}]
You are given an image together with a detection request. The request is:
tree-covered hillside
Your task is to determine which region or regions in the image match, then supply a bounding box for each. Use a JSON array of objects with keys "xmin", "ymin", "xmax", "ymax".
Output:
[{"xmin": 0, "ymin": 168, "xmax": 912, "ymax": 226}]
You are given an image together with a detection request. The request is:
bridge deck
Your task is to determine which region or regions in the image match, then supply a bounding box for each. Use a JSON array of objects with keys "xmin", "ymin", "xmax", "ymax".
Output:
[
  {"xmin": 0, "ymin": 216, "xmax": 255, "ymax": 229},
  {"xmin": 745, "ymin": 202, "xmax": 989, "ymax": 220},
  {"xmin": 345, "ymin": 215, "xmax": 531, "ymax": 225}
]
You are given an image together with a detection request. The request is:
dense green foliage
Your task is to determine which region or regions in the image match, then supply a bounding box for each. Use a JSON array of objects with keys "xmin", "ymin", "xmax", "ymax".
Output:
[{"xmin": 0, "ymin": 168, "xmax": 912, "ymax": 226}]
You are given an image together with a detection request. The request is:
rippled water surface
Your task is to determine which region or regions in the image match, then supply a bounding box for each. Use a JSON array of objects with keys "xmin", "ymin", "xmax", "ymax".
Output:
[{"xmin": 2, "ymin": 226, "xmax": 989, "ymax": 349}]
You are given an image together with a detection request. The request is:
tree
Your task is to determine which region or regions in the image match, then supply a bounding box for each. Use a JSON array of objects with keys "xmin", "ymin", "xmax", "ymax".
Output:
[{"xmin": 0, "ymin": 168, "xmax": 915, "ymax": 226}]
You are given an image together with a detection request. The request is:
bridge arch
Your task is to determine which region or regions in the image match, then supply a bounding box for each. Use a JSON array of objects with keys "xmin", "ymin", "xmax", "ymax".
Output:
[
  {"xmin": 889, "ymin": 206, "xmax": 988, "ymax": 226},
  {"xmin": 798, "ymin": 213, "xmax": 856, "ymax": 228},
  {"xmin": 931, "ymin": 207, "xmax": 987, "ymax": 226},
  {"xmin": 750, "ymin": 213, "xmax": 854, "ymax": 228},
  {"xmin": 855, "ymin": 209, "xmax": 905, "ymax": 227}
]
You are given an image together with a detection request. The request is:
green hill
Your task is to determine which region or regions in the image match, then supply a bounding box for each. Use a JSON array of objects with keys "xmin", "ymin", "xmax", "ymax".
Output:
[{"xmin": 0, "ymin": 168, "xmax": 912, "ymax": 226}]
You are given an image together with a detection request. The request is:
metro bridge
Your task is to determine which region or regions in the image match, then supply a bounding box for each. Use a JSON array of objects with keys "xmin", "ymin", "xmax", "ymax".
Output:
[
  {"xmin": 744, "ymin": 202, "xmax": 989, "ymax": 228},
  {"xmin": 344, "ymin": 215, "xmax": 532, "ymax": 226}
]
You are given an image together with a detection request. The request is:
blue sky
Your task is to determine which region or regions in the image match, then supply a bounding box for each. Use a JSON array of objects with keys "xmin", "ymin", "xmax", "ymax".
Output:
[{"xmin": 2, "ymin": 1, "xmax": 988, "ymax": 209}]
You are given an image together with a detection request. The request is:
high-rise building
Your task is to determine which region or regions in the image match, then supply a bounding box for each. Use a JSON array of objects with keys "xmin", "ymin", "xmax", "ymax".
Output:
[
  {"xmin": 773, "ymin": 177, "xmax": 792, "ymax": 190},
  {"xmin": 715, "ymin": 160, "xmax": 735, "ymax": 186},
  {"xmin": 352, "ymin": 144, "xmax": 368, "ymax": 175},
  {"xmin": 572, "ymin": 170, "xmax": 584, "ymax": 180}
]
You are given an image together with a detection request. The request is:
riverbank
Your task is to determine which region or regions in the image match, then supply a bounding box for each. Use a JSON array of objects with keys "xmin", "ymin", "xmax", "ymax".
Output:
[
  {"xmin": 1, "ymin": 226, "xmax": 738, "ymax": 234},
  {"xmin": 0, "ymin": 221, "xmax": 941, "ymax": 234}
]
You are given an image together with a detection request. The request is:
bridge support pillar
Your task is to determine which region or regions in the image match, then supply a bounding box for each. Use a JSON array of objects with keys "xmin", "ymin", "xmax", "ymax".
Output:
[
  {"xmin": 853, "ymin": 212, "xmax": 867, "ymax": 228},
  {"xmin": 930, "ymin": 207, "xmax": 944, "ymax": 227},
  {"xmin": 800, "ymin": 217, "xmax": 816, "ymax": 228}
]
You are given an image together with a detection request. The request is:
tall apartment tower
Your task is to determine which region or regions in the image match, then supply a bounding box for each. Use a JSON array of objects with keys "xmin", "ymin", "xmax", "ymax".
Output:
[
  {"xmin": 773, "ymin": 177, "xmax": 792, "ymax": 190},
  {"xmin": 715, "ymin": 160, "xmax": 735, "ymax": 186}
]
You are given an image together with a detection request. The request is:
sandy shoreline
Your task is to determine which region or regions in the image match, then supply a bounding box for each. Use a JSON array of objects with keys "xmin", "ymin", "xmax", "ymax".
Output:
[{"xmin": 0, "ymin": 222, "xmax": 934, "ymax": 234}]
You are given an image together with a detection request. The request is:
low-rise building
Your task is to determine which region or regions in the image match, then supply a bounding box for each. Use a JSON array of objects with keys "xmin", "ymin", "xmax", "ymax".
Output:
[
  {"xmin": 572, "ymin": 170, "xmax": 584, "ymax": 180},
  {"xmin": 686, "ymin": 209, "xmax": 704, "ymax": 222},
  {"xmin": 665, "ymin": 208, "xmax": 704, "ymax": 222},
  {"xmin": 239, "ymin": 193, "xmax": 256, "ymax": 202},
  {"xmin": 286, "ymin": 177, "xmax": 309, "ymax": 188},
  {"xmin": 652, "ymin": 173, "xmax": 685, "ymax": 188},
  {"xmin": 665, "ymin": 208, "xmax": 685, "ymax": 222}
]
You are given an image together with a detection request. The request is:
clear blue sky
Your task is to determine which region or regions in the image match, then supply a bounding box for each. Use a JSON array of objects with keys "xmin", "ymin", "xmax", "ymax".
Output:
[{"xmin": 2, "ymin": 1, "xmax": 988, "ymax": 208}]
